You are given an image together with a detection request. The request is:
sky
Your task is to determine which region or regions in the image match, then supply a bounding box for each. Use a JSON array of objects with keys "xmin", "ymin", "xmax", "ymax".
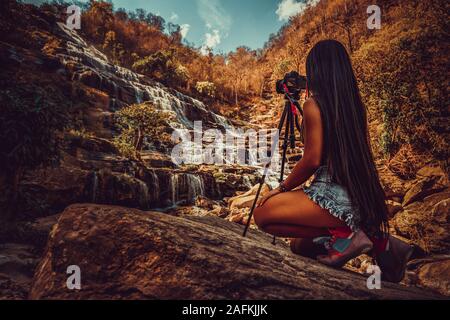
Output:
[{"xmin": 26, "ymin": 0, "xmax": 319, "ymax": 54}]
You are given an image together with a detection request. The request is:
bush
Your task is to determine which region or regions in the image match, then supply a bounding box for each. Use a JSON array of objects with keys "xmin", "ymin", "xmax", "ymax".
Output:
[
  {"xmin": 132, "ymin": 50, "xmax": 188, "ymax": 87},
  {"xmin": 195, "ymin": 81, "xmax": 216, "ymax": 98},
  {"xmin": 113, "ymin": 102, "xmax": 173, "ymax": 159}
]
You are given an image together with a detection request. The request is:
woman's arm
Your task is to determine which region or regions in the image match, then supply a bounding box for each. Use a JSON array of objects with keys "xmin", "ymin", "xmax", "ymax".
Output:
[{"xmin": 282, "ymin": 98, "xmax": 324, "ymax": 190}]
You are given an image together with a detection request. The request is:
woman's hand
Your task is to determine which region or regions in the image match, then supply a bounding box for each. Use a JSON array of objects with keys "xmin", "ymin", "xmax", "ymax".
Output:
[{"xmin": 257, "ymin": 187, "xmax": 281, "ymax": 207}]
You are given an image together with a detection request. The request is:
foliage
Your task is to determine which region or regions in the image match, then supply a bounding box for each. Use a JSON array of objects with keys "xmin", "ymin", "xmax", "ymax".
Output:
[
  {"xmin": 352, "ymin": 0, "xmax": 449, "ymax": 161},
  {"xmin": 113, "ymin": 102, "xmax": 173, "ymax": 158},
  {"xmin": 195, "ymin": 81, "xmax": 216, "ymax": 98},
  {"xmin": 0, "ymin": 81, "xmax": 71, "ymax": 173},
  {"xmin": 132, "ymin": 50, "xmax": 189, "ymax": 86}
]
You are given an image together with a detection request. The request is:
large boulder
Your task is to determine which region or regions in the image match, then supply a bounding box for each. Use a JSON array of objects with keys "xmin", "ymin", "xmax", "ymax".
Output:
[
  {"xmin": 405, "ymin": 255, "xmax": 450, "ymax": 296},
  {"xmin": 29, "ymin": 204, "xmax": 441, "ymax": 300},
  {"xmin": 392, "ymin": 190, "xmax": 450, "ymax": 254},
  {"xmin": 402, "ymin": 176, "xmax": 447, "ymax": 207}
]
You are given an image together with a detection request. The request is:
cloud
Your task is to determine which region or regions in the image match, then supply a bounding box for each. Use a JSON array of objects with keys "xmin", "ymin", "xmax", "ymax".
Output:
[
  {"xmin": 180, "ymin": 24, "xmax": 190, "ymax": 39},
  {"xmin": 275, "ymin": 0, "xmax": 319, "ymax": 21},
  {"xmin": 196, "ymin": 0, "xmax": 231, "ymax": 54},
  {"xmin": 196, "ymin": 0, "xmax": 232, "ymax": 32},
  {"xmin": 201, "ymin": 29, "xmax": 221, "ymax": 54},
  {"xmin": 170, "ymin": 12, "xmax": 179, "ymax": 21}
]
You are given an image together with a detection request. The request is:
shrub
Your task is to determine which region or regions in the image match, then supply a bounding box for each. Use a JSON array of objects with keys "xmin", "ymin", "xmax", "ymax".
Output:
[
  {"xmin": 195, "ymin": 81, "xmax": 216, "ymax": 98},
  {"xmin": 113, "ymin": 102, "xmax": 173, "ymax": 159}
]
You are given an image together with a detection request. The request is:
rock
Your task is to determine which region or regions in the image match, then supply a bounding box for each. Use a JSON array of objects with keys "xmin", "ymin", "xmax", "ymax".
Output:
[
  {"xmin": 230, "ymin": 195, "xmax": 257, "ymax": 209},
  {"xmin": 194, "ymin": 195, "xmax": 219, "ymax": 210},
  {"xmin": 29, "ymin": 204, "xmax": 441, "ymax": 300},
  {"xmin": 386, "ymin": 200, "xmax": 402, "ymax": 218},
  {"xmin": 393, "ymin": 190, "xmax": 450, "ymax": 254},
  {"xmin": 228, "ymin": 183, "xmax": 270, "ymax": 209},
  {"xmin": 210, "ymin": 205, "xmax": 229, "ymax": 218},
  {"xmin": 0, "ymin": 243, "xmax": 40, "ymax": 300},
  {"xmin": 417, "ymin": 166, "xmax": 448, "ymax": 184},
  {"xmin": 20, "ymin": 165, "xmax": 90, "ymax": 217},
  {"xmin": 378, "ymin": 165, "xmax": 412, "ymax": 201},
  {"xmin": 405, "ymin": 255, "xmax": 450, "ymax": 296},
  {"xmin": 140, "ymin": 151, "xmax": 176, "ymax": 168},
  {"xmin": 402, "ymin": 176, "xmax": 447, "ymax": 207}
]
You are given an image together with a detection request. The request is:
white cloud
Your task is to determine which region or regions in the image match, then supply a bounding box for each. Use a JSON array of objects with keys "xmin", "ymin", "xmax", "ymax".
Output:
[
  {"xmin": 170, "ymin": 12, "xmax": 179, "ymax": 21},
  {"xmin": 201, "ymin": 29, "xmax": 221, "ymax": 54},
  {"xmin": 276, "ymin": 0, "xmax": 319, "ymax": 21},
  {"xmin": 180, "ymin": 24, "xmax": 190, "ymax": 39},
  {"xmin": 196, "ymin": 0, "xmax": 232, "ymax": 54},
  {"xmin": 196, "ymin": 0, "xmax": 232, "ymax": 32}
]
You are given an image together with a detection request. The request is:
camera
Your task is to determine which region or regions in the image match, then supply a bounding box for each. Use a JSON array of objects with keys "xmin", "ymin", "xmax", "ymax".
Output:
[{"xmin": 275, "ymin": 71, "xmax": 307, "ymax": 100}]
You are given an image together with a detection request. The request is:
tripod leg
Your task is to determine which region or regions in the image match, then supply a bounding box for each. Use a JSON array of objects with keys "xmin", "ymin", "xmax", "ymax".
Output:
[
  {"xmin": 289, "ymin": 109, "xmax": 296, "ymax": 149},
  {"xmin": 242, "ymin": 105, "xmax": 288, "ymax": 237},
  {"xmin": 280, "ymin": 110, "xmax": 290, "ymax": 182}
]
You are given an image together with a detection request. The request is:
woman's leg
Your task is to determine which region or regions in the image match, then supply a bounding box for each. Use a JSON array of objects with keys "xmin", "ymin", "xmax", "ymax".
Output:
[{"xmin": 253, "ymin": 189, "xmax": 346, "ymax": 238}]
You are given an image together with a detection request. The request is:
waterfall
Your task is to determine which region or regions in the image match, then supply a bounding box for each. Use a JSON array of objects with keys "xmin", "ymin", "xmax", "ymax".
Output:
[
  {"xmin": 149, "ymin": 169, "xmax": 160, "ymax": 203},
  {"xmin": 171, "ymin": 174, "xmax": 180, "ymax": 206},
  {"xmin": 56, "ymin": 22, "xmax": 230, "ymax": 132},
  {"xmin": 89, "ymin": 171, "xmax": 99, "ymax": 203},
  {"xmin": 186, "ymin": 174, "xmax": 205, "ymax": 201},
  {"xmin": 136, "ymin": 179, "xmax": 150, "ymax": 210},
  {"xmin": 170, "ymin": 173, "xmax": 205, "ymax": 206}
]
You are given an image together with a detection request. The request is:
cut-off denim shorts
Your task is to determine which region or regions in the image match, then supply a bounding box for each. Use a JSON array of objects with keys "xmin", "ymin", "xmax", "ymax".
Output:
[{"xmin": 302, "ymin": 166, "xmax": 360, "ymax": 231}]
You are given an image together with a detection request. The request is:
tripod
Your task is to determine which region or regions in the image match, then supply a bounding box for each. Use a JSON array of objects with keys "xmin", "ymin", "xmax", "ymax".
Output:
[{"xmin": 243, "ymin": 90, "xmax": 303, "ymax": 241}]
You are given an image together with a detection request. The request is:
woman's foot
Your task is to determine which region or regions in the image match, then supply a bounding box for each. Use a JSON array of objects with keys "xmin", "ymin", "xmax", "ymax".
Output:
[
  {"xmin": 290, "ymin": 238, "xmax": 328, "ymax": 259},
  {"xmin": 317, "ymin": 229, "xmax": 373, "ymax": 268},
  {"xmin": 372, "ymin": 235, "xmax": 414, "ymax": 283}
]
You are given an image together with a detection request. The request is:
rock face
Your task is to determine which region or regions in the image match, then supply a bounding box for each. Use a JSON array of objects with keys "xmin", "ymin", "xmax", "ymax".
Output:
[
  {"xmin": 392, "ymin": 190, "xmax": 450, "ymax": 254},
  {"xmin": 405, "ymin": 255, "xmax": 450, "ymax": 296},
  {"xmin": 29, "ymin": 204, "xmax": 441, "ymax": 300}
]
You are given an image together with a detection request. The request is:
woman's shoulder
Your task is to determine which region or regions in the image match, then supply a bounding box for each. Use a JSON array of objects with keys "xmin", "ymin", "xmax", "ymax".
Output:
[{"xmin": 303, "ymin": 97, "xmax": 321, "ymax": 117}]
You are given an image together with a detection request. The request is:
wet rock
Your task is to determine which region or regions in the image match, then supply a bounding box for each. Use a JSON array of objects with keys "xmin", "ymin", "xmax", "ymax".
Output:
[{"xmin": 29, "ymin": 204, "xmax": 441, "ymax": 300}]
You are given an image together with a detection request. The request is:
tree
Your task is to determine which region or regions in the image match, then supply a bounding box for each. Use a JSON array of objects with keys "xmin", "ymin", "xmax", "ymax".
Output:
[
  {"xmin": 132, "ymin": 50, "xmax": 188, "ymax": 87},
  {"xmin": 113, "ymin": 103, "xmax": 172, "ymax": 159}
]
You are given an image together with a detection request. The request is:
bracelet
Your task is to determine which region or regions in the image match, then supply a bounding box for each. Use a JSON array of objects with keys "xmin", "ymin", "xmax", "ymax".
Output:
[{"xmin": 278, "ymin": 181, "xmax": 289, "ymax": 193}]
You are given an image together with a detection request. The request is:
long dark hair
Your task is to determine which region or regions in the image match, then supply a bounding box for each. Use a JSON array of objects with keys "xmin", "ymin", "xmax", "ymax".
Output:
[{"xmin": 306, "ymin": 39, "xmax": 389, "ymax": 235}]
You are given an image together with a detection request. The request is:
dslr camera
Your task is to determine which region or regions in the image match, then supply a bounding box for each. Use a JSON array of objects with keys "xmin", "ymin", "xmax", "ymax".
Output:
[{"xmin": 275, "ymin": 71, "xmax": 307, "ymax": 101}]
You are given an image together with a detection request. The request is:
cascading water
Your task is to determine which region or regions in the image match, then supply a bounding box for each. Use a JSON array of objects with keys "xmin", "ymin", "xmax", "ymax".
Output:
[
  {"xmin": 148, "ymin": 169, "xmax": 160, "ymax": 203},
  {"xmin": 90, "ymin": 171, "xmax": 99, "ymax": 203},
  {"xmin": 136, "ymin": 179, "xmax": 150, "ymax": 209},
  {"xmin": 55, "ymin": 22, "xmax": 230, "ymax": 131},
  {"xmin": 186, "ymin": 174, "xmax": 205, "ymax": 201},
  {"xmin": 53, "ymin": 22, "xmax": 245, "ymax": 210},
  {"xmin": 171, "ymin": 174, "xmax": 180, "ymax": 206},
  {"xmin": 170, "ymin": 173, "xmax": 206, "ymax": 206}
]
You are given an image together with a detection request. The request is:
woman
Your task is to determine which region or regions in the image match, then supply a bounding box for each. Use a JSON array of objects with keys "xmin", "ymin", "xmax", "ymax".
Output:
[{"xmin": 253, "ymin": 40, "xmax": 413, "ymax": 282}]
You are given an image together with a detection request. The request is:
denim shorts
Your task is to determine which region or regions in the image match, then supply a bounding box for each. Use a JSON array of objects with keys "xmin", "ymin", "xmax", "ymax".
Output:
[{"xmin": 302, "ymin": 166, "xmax": 360, "ymax": 231}]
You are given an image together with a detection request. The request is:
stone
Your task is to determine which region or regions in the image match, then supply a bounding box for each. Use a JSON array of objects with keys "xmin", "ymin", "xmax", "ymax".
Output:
[
  {"xmin": 402, "ymin": 176, "xmax": 447, "ymax": 207},
  {"xmin": 228, "ymin": 183, "xmax": 270, "ymax": 209},
  {"xmin": 29, "ymin": 204, "xmax": 441, "ymax": 300},
  {"xmin": 393, "ymin": 191, "xmax": 450, "ymax": 254},
  {"xmin": 405, "ymin": 255, "xmax": 450, "ymax": 296},
  {"xmin": 0, "ymin": 243, "xmax": 40, "ymax": 300},
  {"xmin": 386, "ymin": 200, "xmax": 403, "ymax": 218}
]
